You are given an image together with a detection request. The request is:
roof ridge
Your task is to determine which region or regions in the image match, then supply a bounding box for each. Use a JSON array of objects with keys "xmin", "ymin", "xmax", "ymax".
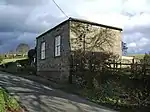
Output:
[{"xmin": 68, "ymin": 17, "xmax": 122, "ymax": 31}]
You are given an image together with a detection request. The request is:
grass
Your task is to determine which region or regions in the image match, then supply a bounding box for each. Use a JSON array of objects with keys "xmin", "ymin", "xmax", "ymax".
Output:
[
  {"xmin": 128, "ymin": 54, "xmax": 145, "ymax": 60},
  {"xmin": 1, "ymin": 58, "xmax": 27, "ymax": 65},
  {"xmin": 0, "ymin": 88, "xmax": 23, "ymax": 112}
]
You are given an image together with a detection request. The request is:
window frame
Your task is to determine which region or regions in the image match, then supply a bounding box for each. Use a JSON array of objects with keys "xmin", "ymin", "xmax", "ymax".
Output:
[
  {"xmin": 54, "ymin": 36, "xmax": 61, "ymax": 57},
  {"xmin": 41, "ymin": 41, "xmax": 46, "ymax": 60}
]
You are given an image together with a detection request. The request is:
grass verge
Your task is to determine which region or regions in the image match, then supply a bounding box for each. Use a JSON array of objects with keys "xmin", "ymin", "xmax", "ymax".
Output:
[{"xmin": 0, "ymin": 87, "xmax": 24, "ymax": 112}]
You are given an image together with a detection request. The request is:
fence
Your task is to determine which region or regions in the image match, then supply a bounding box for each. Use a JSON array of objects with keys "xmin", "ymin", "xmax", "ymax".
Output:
[
  {"xmin": 105, "ymin": 62, "xmax": 150, "ymax": 75},
  {"xmin": 70, "ymin": 59, "xmax": 150, "ymax": 74}
]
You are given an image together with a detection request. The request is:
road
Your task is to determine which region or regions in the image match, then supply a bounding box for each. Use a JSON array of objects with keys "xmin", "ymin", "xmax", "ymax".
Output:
[{"xmin": 0, "ymin": 72, "xmax": 116, "ymax": 112}]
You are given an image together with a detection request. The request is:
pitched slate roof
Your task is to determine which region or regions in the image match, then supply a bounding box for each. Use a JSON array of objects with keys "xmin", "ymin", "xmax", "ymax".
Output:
[{"xmin": 36, "ymin": 17, "xmax": 122, "ymax": 39}]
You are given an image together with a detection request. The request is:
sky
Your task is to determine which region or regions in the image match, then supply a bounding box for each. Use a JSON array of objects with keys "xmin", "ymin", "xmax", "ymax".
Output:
[{"xmin": 0, "ymin": 0, "xmax": 150, "ymax": 54}]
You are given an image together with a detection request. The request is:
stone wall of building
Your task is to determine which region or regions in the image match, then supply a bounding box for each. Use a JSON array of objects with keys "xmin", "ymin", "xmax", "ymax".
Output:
[
  {"xmin": 36, "ymin": 19, "xmax": 122, "ymax": 83},
  {"xmin": 36, "ymin": 21, "xmax": 70, "ymax": 83},
  {"xmin": 70, "ymin": 21, "xmax": 122, "ymax": 58}
]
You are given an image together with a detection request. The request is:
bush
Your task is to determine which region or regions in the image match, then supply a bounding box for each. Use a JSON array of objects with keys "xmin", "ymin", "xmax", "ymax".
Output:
[
  {"xmin": 25, "ymin": 65, "xmax": 36, "ymax": 75},
  {"xmin": 0, "ymin": 88, "xmax": 22, "ymax": 111},
  {"xmin": 141, "ymin": 53, "xmax": 150, "ymax": 64},
  {"xmin": 16, "ymin": 59, "xmax": 29, "ymax": 66},
  {"xmin": 70, "ymin": 50, "xmax": 119, "ymax": 88},
  {"xmin": 69, "ymin": 51, "xmax": 150, "ymax": 111},
  {"xmin": 0, "ymin": 56, "xmax": 3, "ymax": 63}
]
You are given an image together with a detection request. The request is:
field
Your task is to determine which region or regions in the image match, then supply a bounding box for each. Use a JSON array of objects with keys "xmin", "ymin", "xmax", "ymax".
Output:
[
  {"xmin": 128, "ymin": 54, "xmax": 145, "ymax": 60},
  {"xmin": 0, "ymin": 58, "xmax": 27, "ymax": 65}
]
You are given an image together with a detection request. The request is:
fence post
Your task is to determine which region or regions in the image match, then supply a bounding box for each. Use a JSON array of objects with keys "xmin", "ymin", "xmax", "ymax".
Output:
[
  {"xmin": 131, "ymin": 58, "xmax": 135, "ymax": 75},
  {"xmin": 143, "ymin": 64, "xmax": 146, "ymax": 75},
  {"xmin": 113, "ymin": 60, "xmax": 115, "ymax": 69},
  {"xmin": 135, "ymin": 62, "xmax": 137, "ymax": 73},
  {"xmin": 120, "ymin": 62, "xmax": 121, "ymax": 69},
  {"xmin": 69, "ymin": 54, "xmax": 73, "ymax": 84},
  {"xmin": 132, "ymin": 58, "xmax": 135, "ymax": 64}
]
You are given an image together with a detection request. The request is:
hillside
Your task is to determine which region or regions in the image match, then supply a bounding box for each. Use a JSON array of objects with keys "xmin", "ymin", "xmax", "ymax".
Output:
[
  {"xmin": 127, "ymin": 54, "xmax": 145, "ymax": 60},
  {"xmin": 0, "ymin": 58, "xmax": 27, "ymax": 65}
]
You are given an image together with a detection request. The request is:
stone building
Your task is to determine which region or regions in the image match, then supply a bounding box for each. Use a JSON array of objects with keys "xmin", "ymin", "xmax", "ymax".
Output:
[{"xmin": 36, "ymin": 17, "xmax": 122, "ymax": 83}]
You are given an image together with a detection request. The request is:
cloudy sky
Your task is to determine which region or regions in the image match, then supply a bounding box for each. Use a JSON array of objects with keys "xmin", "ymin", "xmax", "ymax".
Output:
[{"xmin": 0, "ymin": 0, "xmax": 150, "ymax": 54}]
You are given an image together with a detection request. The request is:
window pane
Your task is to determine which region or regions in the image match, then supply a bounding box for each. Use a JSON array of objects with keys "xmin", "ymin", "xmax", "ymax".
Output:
[
  {"xmin": 41, "ymin": 42, "xmax": 45, "ymax": 59},
  {"xmin": 55, "ymin": 37, "xmax": 58, "ymax": 46},
  {"xmin": 41, "ymin": 52, "xmax": 43, "ymax": 59},
  {"xmin": 41, "ymin": 51, "xmax": 45, "ymax": 59},
  {"xmin": 43, "ymin": 51, "xmax": 45, "ymax": 59},
  {"xmin": 55, "ymin": 45, "xmax": 57, "ymax": 57},
  {"xmin": 55, "ymin": 36, "xmax": 61, "ymax": 57},
  {"xmin": 41, "ymin": 42, "xmax": 45, "ymax": 50},
  {"xmin": 57, "ymin": 36, "xmax": 60, "ymax": 45},
  {"xmin": 57, "ymin": 46, "xmax": 60, "ymax": 56},
  {"xmin": 55, "ymin": 36, "xmax": 60, "ymax": 46}
]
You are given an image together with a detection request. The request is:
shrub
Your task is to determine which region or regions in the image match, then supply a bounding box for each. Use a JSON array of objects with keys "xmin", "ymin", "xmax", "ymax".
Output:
[
  {"xmin": 0, "ymin": 56, "xmax": 3, "ymax": 63},
  {"xmin": 69, "ymin": 50, "xmax": 119, "ymax": 88},
  {"xmin": 0, "ymin": 88, "xmax": 22, "ymax": 112}
]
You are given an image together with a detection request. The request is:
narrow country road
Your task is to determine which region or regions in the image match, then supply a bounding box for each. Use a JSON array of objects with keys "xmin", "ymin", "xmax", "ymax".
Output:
[{"xmin": 0, "ymin": 72, "xmax": 116, "ymax": 112}]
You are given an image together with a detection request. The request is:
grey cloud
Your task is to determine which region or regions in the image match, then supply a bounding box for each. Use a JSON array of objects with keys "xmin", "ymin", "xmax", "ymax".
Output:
[
  {"xmin": 0, "ymin": 32, "xmax": 22, "ymax": 53},
  {"xmin": 123, "ymin": 26, "xmax": 150, "ymax": 54},
  {"xmin": 124, "ymin": 24, "xmax": 150, "ymax": 34},
  {"xmin": 1, "ymin": 0, "xmax": 47, "ymax": 6},
  {"xmin": 0, "ymin": 5, "xmax": 32, "ymax": 32},
  {"xmin": 122, "ymin": 12, "xmax": 150, "ymax": 54},
  {"xmin": 25, "ymin": 13, "xmax": 65, "ymax": 33},
  {"xmin": 0, "ymin": 32, "xmax": 21, "ymax": 43},
  {"xmin": 0, "ymin": 2, "xmax": 65, "ymax": 33},
  {"xmin": 128, "ymin": 43, "xmax": 150, "ymax": 54},
  {"xmin": 123, "ymin": 24, "xmax": 150, "ymax": 43},
  {"xmin": 0, "ymin": 0, "xmax": 67, "ymax": 53},
  {"xmin": 3, "ymin": 0, "xmax": 149, "ymax": 54},
  {"xmin": 0, "ymin": 32, "xmax": 37, "ymax": 53},
  {"xmin": 121, "ymin": 11, "xmax": 136, "ymax": 17},
  {"xmin": 0, "ymin": 39, "xmax": 19, "ymax": 53}
]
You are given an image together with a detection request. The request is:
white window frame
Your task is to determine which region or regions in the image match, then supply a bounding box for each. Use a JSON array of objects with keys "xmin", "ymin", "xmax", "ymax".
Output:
[
  {"xmin": 55, "ymin": 36, "xmax": 61, "ymax": 57},
  {"xmin": 41, "ymin": 42, "xmax": 46, "ymax": 59}
]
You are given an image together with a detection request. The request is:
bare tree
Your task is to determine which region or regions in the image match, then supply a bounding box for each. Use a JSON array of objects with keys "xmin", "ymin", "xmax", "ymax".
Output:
[
  {"xmin": 70, "ymin": 22, "xmax": 115, "ymax": 53},
  {"xmin": 122, "ymin": 41, "xmax": 128, "ymax": 55},
  {"xmin": 16, "ymin": 43, "xmax": 30, "ymax": 54},
  {"xmin": 69, "ymin": 21, "xmax": 119, "ymax": 87}
]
